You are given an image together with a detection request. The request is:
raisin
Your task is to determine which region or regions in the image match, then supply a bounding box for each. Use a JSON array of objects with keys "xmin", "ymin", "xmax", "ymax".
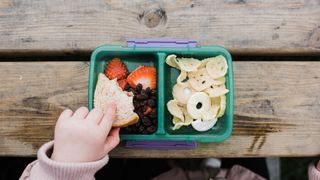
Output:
[
  {"xmin": 147, "ymin": 99, "xmax": 155, "ymax": 107},
  {"xmin": 142, "ymin": 100, "xmax": 148, "ymax": 106},
  {"xmin": 134, "ymin": 103, "xmax": 140, "ymax": 109},
  {"xmin": 151, "ymin": 90, "xmax": 157, "ymax": 96},
  {"xmin": 149, "ymin": 114, "xmax": 157, "ymax": 118},
  {"xmin": 131, "ymin": 89, "xmax": 137, "ymax": 95},
  {"xmin": 149, "ymin": 109, "xmax": 157, "ymax": 118},
  {"xmin": 141, "ymin": 91, "xmax": 149, "ymax": 98},
  {"xmin": 146, "ymin": 126, "xmax": 156, "ymax": 133},
  {"xmin": 136, "ymin": 105, "xmax": 142, "ymax": 112},
  {"xmin": 136, "ymin": 94, "xmax": 148, "ymax": 100},
  {"xmin": 135, "ymin": 120, "xmax": 142, "ymax": 127},
  {"xmin": 146, "ymin": 87, "xmax": 151, "ymax": 94},
  {"xmin": 133, "ymin": 100, "xmax": 137, "ymax": 105},
  {"xmin": 142, "ymin": 117, "xmax": 152, "ymax": 126},
  {"xmin": 136, "ymin": 83, "xmax": 142, "ymax": 92},
  {"xmin": 142, "ymin": 105, "xmax": 147, "ymax": 112},
  {"xmin": 151, "ymin": 109, "xmax": 157, "ymax": 115},
  {"xmin": 137, "ymin": 112, "xmax": 144, "ymax": 118},
  {"xmin": 138, "ymin": 125, "xmax": 145, "ymax": 133},
  {"xmin": 152, "ymin": 119, "xmax": 156, "ymax": 125}
]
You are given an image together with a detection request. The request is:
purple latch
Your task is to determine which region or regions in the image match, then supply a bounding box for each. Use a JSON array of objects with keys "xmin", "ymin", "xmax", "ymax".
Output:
[
  {"xmin": 125, "ymin": 39, "xmax": 197, "ymax": 149},
  {"xmin": 127, "ymin": 39, "xmax": 197, "ymax": 48},
  {"xmin": 125, "ymin": 140, "xmax": 197, "ymax": 149}
]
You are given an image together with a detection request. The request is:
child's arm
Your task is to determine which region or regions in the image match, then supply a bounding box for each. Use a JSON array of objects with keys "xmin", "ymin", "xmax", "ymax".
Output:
[
  {"xmin": 20, "ymin": 104, "xmax": 120, "ymax": 180},
  {"xmin": 309, "ymin": 160, "xmax": 320, "ymax": 180}
]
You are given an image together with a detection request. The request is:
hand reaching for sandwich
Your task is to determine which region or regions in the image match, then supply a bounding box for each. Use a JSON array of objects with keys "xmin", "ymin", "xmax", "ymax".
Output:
[{"xmin": 51, "ymin": 104, "xmax": 120, "ymax": 163}]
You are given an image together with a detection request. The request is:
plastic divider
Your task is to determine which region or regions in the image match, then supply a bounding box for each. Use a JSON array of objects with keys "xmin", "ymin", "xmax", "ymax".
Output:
[{"xmin": 155, "ymin": 52, "xmax": 167, "ymax": 135}]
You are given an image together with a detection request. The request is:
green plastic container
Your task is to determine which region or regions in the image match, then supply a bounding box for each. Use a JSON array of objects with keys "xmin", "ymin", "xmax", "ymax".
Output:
[{"xmin": 88, "ymin": 45, "xmax": 234, "ymax": 143}]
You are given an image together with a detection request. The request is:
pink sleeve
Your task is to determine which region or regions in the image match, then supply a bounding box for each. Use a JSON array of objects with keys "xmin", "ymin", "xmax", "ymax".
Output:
[
  {"xmin": 19, "ymin": 141, "xmax": 109, "ymax": 180},
  {"xmin": 309, "ymin": 161, "xmax": 320, "ymax": 180}
]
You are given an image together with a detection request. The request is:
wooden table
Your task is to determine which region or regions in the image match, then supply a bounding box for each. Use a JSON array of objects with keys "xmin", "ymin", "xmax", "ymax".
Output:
[{"xmin": 0, "ymin": 0, "xmax": 319, "ymax": 158}]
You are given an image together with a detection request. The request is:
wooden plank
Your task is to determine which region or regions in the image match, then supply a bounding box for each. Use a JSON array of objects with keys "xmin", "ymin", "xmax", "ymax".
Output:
[
  {"xmin": 0, "ymin": 60, "xmax": 320, "ymax": 157},
  {"xmin": 0, "ymin": 0, "xmax": 319, "ymax": 55}
]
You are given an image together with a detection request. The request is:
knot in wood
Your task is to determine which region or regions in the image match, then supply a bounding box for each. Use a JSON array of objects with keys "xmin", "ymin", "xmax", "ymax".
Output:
[{"xmin": 139, "ymin": 8, "xmax": 166, "ymax": 28}]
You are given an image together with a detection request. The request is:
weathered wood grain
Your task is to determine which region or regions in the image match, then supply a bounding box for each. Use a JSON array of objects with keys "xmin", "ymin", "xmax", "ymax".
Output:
[
  {"xmin": 0, "ymin": 0, "xmax": 319, "ymax": 55},
  {"xmin": 0, "ymin": 61, "xmax": 319, "ymax": 157}
]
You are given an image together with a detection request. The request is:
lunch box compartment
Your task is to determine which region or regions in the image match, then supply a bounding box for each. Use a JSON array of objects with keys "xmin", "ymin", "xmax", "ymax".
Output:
[
  {"xmin": 88, "ymin": 49, "xmax": 160, "ymax": 135},
  {"xmin": 163, "ymin": 52, "xmax": 232, "ymax": 139}
]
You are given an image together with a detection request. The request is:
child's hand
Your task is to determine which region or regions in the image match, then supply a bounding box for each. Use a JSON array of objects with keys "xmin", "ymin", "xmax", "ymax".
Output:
[{"xmin": 51, "ymin": 104, "xmax": 120, "ymax": 163}]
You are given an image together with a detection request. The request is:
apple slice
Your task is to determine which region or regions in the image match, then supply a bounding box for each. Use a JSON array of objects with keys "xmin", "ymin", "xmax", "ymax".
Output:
[{"xmin": 191, "ymin": 118, "xmax": 217, "ymax": 132}]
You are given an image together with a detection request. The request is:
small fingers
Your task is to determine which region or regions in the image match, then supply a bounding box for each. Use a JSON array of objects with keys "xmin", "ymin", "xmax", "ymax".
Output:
[
  {"xmin": 99, "ymin": 103, "xmax": 117, "ymax": 132},
  {"xmin": 58, "ymin": 109, "xmax": 73, "ymax": 122},
  {"xmin": 104, "ymin": 128, "xmax": 120, "ymax": 153},
  {"xmin": 86, "ymin": 108, "xmax": 104, "ymax": 124},
  {"xmin": 72, "ymin": 107, "xmax": 89, "ymax": 119}
]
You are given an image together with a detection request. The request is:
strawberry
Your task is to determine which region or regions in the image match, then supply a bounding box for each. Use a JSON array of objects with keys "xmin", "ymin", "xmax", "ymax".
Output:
[
  {"xmin": 127, "ymin": 65, "xmax": 157, "ymax": 90},
  {"xmin": 104, "ymin": 58, "xmax": 128, "ymax": 80},
  {"xmin": 117, "ymin": 79, "xmax": 128, "ymax": 90}
]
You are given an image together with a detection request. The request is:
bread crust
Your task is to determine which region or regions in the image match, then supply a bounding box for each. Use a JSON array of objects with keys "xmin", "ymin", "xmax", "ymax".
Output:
[{"xmin": 112, "ymin": 113, "xmax": 139, "ymax": 128}]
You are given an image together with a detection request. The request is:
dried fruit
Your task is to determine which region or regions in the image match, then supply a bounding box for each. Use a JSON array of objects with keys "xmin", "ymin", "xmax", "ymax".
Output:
[
  {"xmin": 165, "ymin": 54, "xmax": 229, "ymax": 132},
  {"xmin": 204, "ymin": 84, "xmax": 229, "ymax": 97},
  {"xmin": 136, "ymin": 94, "xmax": 148, "ymax": 100},
  {"xmin": 188, "ymin": 68, "xmax": 216, "ymax": 91},
  {"xmin": 186, "ymin": 92, "xmax": 211, "ymax": 119},
  {"xmin": 172, "ymin": 84, "xmax": 195, "ymax": 104},
  {"xmin": 177, "ymin": 70, "xmax": 189, "ymax": 87},
  {"xmin": 176, "ymin": 57, "xmax": 201, "ymax": 72},
  {"xmin": 142, "ymin": 117, "xmax": 152, "ymax": 126},
  {"xmin": 205, "ymin": 55, "xmax": 228, "ymax": 79},
  {"xmin": 123, "ymin": 81, "xmax": 157, "ymax": 134},
  {"xmin": 147, "ymin": 99, "xmax": 156, "ymax": 107},
  {"xmin": 146, "ymin": 87, "xmax": 151, "ymax": 95},
  {"xmin": 191, "ymin": 118, "xmax": 217, "ymax": 132},
  {"xmin": 147, "ymin": 126, "xmax": 156, "ymax": 132},
  {"xmin": 217, "ymin": 95, "xmax": 226, "ymax": 118},
  {"xmin": 143, "ymin": 106, "xmax": 152, "ymax": 115},
  {"xmin": 167, "ymin": 100, "xmax": 184, "ymax": 121},
  {"xmin": 165, "ymin": 54, "xmax": 180, "ymax": 69},
  {"xmin": 202, "ymin": 101, "xmax": 219, "ymax": 121},
  {"xmin": 136, "ymin": 83, "xmax": 143, "ymax": 92}
]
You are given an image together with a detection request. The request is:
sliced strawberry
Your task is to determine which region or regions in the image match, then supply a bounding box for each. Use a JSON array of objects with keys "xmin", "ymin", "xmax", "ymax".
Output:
[
  {"xmin": 104, "ymin": 58, "xmax": 128, "ymax": 80},
  {"xmin": 127, "ymin": 65, "xmax": 156, "ymax": 89},
  {"xmin": 117, "ymin": 79, "xmax": 128, "ymax": 90}
]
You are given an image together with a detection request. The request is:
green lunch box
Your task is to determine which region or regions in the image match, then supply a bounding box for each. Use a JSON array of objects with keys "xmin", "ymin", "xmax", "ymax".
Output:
[{"xmin": 88, "ymin": 39, "xmax": 234, "ymax": 144}]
